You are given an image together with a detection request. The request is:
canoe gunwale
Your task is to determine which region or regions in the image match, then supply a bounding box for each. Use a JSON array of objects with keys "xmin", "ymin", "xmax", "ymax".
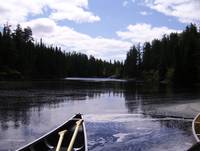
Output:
[
  {"xmin": 192, "ymin": 113, "xmax": 200, "ymax": 142},
  {"xmin": 16, "ymin": 114, "xmax": 87, "ymax": 151},
  {"xmin": 82, "ymin": 114, "xmax": 88, "ymax": 151}
]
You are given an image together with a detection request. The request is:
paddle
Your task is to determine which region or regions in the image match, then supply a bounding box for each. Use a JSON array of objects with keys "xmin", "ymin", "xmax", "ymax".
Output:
[
  {"xmin": 67, "ymin": 119, "xmax": 83, "ymax": 151},
  {"xmin": 56, "ymin": 130, "xmax": 67, "ymax": 151}
]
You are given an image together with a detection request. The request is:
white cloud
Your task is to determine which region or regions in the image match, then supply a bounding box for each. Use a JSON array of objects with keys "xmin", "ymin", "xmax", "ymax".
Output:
[
  {"xmin": 123, "ymin": 1, "xmax": 129, "ymax": 7},
  {"xmin": 0, "ymin": 0, "xmax": 100, "ymax": 24},
  {"xmin": 23, "ymin": 18, "xmax": 132, "ymax": 61},
  {"xmin": 22, "ymin": 18, "xmax": 57, "ymax": 36},
  {"xmin": 144, "ymin": 0, "xmax": 200, "ymax": 23},
  {"xmin": 0, "ymin": 0, "xmax": 45, "ymax": 25},
  {"xmin": 48, "ymin": 0, "xmax": 100, "ymax": 23},
  {"xmin": 117, "ymin": 23, "xmax": 181, "ymax": 43},
  {"xmin": 132, "ymin": 0, "xmax": 136, "ymax": 3},
  {"xmin": 140, "ymin": 11, "xmax": 148, "ymax": 16}
]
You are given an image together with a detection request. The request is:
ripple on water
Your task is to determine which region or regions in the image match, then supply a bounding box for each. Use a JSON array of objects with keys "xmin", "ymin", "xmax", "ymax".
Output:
[{"xmin": 85, "ymin": 113, "xmax": 194, "ymax": 151}]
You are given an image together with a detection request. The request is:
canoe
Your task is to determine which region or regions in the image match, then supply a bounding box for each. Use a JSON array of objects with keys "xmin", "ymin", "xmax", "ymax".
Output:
[
  {"xmin": 192, "ymin": 113, "xmax": 200, "ymax": 142},
  {"xmin": 188, "ymin": 113, "xmax": 200, "ymax": 151},
  {"xmin": 16, "ymin": 114, "xmax": 88, "ymax": 151}
]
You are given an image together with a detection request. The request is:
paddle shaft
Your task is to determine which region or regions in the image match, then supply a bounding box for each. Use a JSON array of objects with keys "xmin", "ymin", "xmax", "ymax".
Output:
[
  {"xmin": 67, "ymin": 119, "xmax": 83, "ymax": 151},
  {"xmin": 56, "ymin": 130, "xmax": 67, "ymax": 151}
]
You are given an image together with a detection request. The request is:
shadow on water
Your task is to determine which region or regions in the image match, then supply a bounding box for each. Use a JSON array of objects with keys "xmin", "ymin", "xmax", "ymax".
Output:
[{"xmin": 0, "ymin": 80, "xmax": 199, "ymax": 150}]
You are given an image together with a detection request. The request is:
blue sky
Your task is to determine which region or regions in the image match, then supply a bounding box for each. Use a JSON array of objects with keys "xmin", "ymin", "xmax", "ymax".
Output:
[
  {"xmin": 48, "ymin": 0, "xmax": 186, "ymax": 38},
  {"xmin": 0, "ymin": 0, "xmax": 199, "ymax": 60}
]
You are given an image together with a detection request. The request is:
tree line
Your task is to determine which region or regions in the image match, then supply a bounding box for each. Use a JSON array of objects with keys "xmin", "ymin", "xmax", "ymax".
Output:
[
  {"xmin": 1, "ymin": 23, "xmax": 200, "ymax": 85},
  {"xmin": 124, "ymin": 24, "xmax": 200, "ymax": 85},
  {"xmin": 0, "ymin": 24, "xmax": 123, "ymax": 80}
]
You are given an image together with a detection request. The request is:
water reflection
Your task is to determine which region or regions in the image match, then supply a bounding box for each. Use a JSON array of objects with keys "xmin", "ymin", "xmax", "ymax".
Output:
[
  {"xmin": 0, "ymin": 80, "xmax": 126, "ymax": 126},
  {"xmin": 0, "ymin": 80, "xmax": 199, "ymax": 150}
]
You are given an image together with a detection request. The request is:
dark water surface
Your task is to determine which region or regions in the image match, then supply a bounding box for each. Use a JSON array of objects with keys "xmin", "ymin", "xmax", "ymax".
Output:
[{"xmin": 0, "ymin": 79, "xmax": 200, "ymax": 151}]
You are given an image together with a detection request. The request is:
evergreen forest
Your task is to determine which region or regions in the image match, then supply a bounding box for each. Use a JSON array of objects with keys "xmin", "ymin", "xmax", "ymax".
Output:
[
  {"xmin": 0, "ymin": 23, "xmax": 200, "ymax": 85},
  {"xmin": 124, "ymin": 24, "xmax": 200, "ymax": 85},
  {"xmin": 0, "ymin": 24, "xmax": 123, "ymax": 80}
]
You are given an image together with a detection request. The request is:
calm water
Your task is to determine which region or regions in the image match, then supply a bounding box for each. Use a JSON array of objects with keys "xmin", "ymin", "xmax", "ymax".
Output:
[{"xmin": 0, "ymin": 79, "xmax": 200, "ymax": 151}]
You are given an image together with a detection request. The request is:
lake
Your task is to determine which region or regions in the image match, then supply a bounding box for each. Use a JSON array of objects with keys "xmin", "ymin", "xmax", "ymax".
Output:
[{"xmin": 0, "ymin": 79, "xmax": 200, "ymax": 151}]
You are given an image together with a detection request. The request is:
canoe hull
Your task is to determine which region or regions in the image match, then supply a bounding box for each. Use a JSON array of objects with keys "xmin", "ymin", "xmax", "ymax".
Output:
[
  {"xmin": 16, "ymin": 114, "xmax": 87, "ymax": 151},
  {"xmin": 192, "ymin": 113, "xmax": 200, "ymax": 142}
]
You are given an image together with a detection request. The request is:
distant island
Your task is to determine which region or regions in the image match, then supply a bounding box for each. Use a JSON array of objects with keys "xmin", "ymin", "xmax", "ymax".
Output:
[{"xmin": 0, "ymin": 23, "xmax": 199, "ymax": 85}]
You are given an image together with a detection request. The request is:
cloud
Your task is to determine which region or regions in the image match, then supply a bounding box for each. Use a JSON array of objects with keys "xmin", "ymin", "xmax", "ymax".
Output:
[
  {"xmin": 140, "ymin": 11, "xmax": 148, "ymax": 16},
  {"xmin": 0, "ymin": 0, "xmax": 100, "ymax": 24},
  {"xmin": 0, "ymin": 0, "xmax": 45, "ymax": 25},
  {"xmin": 48, "ymin": 0, "xmax": 100, "ymax": 23},
  {"xmin": 143, "ymin": 0, "xmax": 200, "ymax": 23},
  {"xmin": 22, "ymin": 18, "xmax": 57, "ymax": 36},
  {"xmin": 23, "ymin": 18, "xmax": 132, "ymax": 61},
  {"xmin": 117, "ymin": 23, "xmax": 181, "ymax": 43},
  {"xmin": 123, "ymin": 1, "xmax": 129, "ymax": 7}
]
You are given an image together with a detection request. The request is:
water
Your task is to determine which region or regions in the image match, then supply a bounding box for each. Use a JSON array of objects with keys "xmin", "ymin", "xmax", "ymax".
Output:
[{"xmin": 0, "ymin": 79, "xmax": 199, "ymax": 151}]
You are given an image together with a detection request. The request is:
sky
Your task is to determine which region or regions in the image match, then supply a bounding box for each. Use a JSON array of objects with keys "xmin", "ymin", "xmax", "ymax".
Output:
[{"xmin": 0, "ymin": 0, "xmax": 200, "ymax": 61}]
